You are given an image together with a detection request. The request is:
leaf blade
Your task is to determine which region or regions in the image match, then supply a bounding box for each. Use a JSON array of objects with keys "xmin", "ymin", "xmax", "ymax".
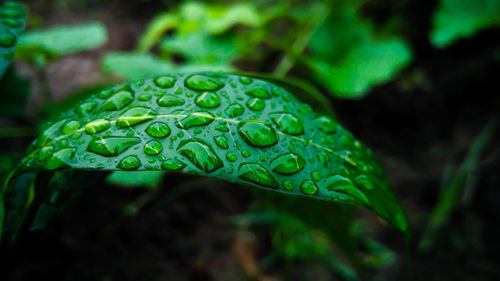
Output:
[
  {"xmin": 7, "ymin": 72, "xmax": 408, "ymax": 233},
  {"xmin": 0, "ymin": 1, "xmax": 26, "ymax": 78}
]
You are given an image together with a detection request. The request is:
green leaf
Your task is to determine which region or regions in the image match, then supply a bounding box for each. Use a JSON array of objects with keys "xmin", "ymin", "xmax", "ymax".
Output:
[
  {"xmin": 0, "ymin": 1, "xmax": 26, "ymax": 78},
  {"xmin": 101, "ymin": 52, "xmax": 234, "ymax": 81},
  {"xmin": 306, "ymin": 39, "xmax": 412, "ymax": 97},
  {"xmin": 307, "ymin": 11, "xmax": 412, "ymax": 98},
  {"xmin": 160, "ymin": 31, "xmax": 240, "ymax": 64},
  {"xmin": 137, "ymin": 12, "xmax": 179, "ymax": 53},
  {"xmin": 178, "ymin": 2, "xmax": 262, "ymax": 35},
  {"xmin": 106, "ymin": 171, "xmax": 165, "ymax": 189},
  {"xmin": 431, "ymin": 0, "xmax": 500, "ymax": 47},
  {"xmin": 4, "ymin": 73, "xmax": 408, "ymax": 237},
  {"xmin": 16, "ymin": 21, "xmax": 108, "ymax": 64}
]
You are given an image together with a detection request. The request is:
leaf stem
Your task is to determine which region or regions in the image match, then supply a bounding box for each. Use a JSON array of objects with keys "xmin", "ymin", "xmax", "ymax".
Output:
[{"xmin": 273, "ymin": 4, "xmax": 329, "ymax": 77}]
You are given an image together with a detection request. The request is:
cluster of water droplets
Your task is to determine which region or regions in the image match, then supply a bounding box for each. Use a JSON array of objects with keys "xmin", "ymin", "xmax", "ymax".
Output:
[
  {"xmin": 0, "ymin": 1, "xmax": 24, "ymax": 63},
  {"xmin": 25, "ymin": 72, "xmax": 393, "ymax": 217}
]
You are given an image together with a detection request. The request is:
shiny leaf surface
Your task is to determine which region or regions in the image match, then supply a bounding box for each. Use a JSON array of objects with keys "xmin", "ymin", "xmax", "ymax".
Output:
[
  {"xmin": 5, "ymin": 72, "xmax": 407, "ymax": 233},
  {"xmin": 0, "ymin": 1, "xmax": 25, "ymax": 78}
]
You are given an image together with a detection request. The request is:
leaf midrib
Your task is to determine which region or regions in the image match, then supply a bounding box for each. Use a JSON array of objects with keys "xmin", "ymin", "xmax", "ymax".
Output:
[{"xmin": 20, "ymin": 113, "xmax": 349, "ymax": 172}]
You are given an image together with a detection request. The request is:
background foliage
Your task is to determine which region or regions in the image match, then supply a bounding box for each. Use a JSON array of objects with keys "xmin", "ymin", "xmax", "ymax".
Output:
[{"xmin": 1, "ymin": 0, "xmax": 500, "ymax": 280}]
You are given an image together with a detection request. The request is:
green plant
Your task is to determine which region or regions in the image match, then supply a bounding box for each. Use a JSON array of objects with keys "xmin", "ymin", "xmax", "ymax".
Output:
[
  {"xmin": 1, "ymin": 72, "xmax": 408, "ymax": 249},
  {"xmin": 0, "ymin": 1, "xmax": 25, "ymax": 78},
  {"xmin": 6, "ymin": 0, "xmax": 499, "ymax": 279}
]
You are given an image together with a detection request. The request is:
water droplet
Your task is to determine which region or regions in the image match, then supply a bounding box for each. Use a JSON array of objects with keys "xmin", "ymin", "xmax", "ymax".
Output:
[
  {"xmin": 76, "ymin": 102, "xmax": 97, "ymax": 114},
  {"xmin": 195, "ymin": 92, "xmax": 220, "ymax": 108},
  {"xmin": 271, "ymin": 87, "xmax": 281, "ymax": 96},
  {"xmin": 224, "ymin": 103, "xmax": 245, "ymax": 118},
  {"xmin": 84, "ymin": 119, "xmax": 110, "ymax": 134},
  {"xmin": 283, "ymin": 180, "xmax": 294, "ymax": 191},
  {"xmin": 246, "ymin": 98, "xmax": 265, "ymax": 111},
  {"xmin": 116, "ymin": 107, "xmax": 157, "ymax": 128},
  {"xmin": 97, "ymin": 89, "xmax": 113, "ymax": 99},
  {"xmin": 0, "ymin": 5, "xmax": 23, "ymax": 19},
  {"xmin": 0, "ymin": 32, "xmax": 16, "ymax": 47},
  {"xmin": 215, "ymin": 125, "xmax": 229, "ymax": 132},
  {"xmin": 325, "ymin": 175, "xmax": 369, "ymax": 206},
  {"xmin": 145, "ymin": 122, "xmax": 171, "ymax": 138},
  {"xmin": 270, "ymin": 153, "xmax": 305, "ymax": 174},
  {"xmin": 300, "ymin": 180, "xmax": 318, "ymax": 195},
  {"xmin": 185, "ymin": 74, "xmax": 224, "ymax": 91},
  {"xmin": 144, "ymin": 140, "xmax": 163, "ymax": 155},
  {"xmin": 355, "ymin": 174, "xmax": 374, "ymax": 190},
  {"xmin": 176, "ymin": 112, "xmax": 214, "ymax": 129},
  {"xmin": 62, "ymin": 120, "xmax": 81, "ymax": 134},
  {"xmin": 226, "ymin": 151, "xmax": 237, "ymax": 162},
  {"xmin": 314, "ymin": 116, "xmax": 337, "ymax": 133},
  {"xmin": 138, "ymin": 93, "xmax": 152, "ymax": 101},
  {"xmin": 117, "ymin": 155, "xmax": 141, "ymax": 170},
  {"xmin": 242, "ymin": 150, "xmax": 251, "ymax": 157},
  {"xmin": 213, "ymin": 135, "xmax": 229, "ymax": 149},
  {"xmin": 157, "ymin": 94, "xmax": 185, "ymax": 107},
  {"xmin": 2, "ymin": 18, "xmax": 22, "ymax": 28},
  {"xmin": 269, "ymin": 112, "xmax": 304, "ymax": 135},
  {"xmin": 154, "ymin": 75, "xmax": 176, "ymax": 88},
  {"xmin": 45, "ymin": 147, "xmax": 76, "ymax": 169},
  {"xmin": 238, "ymin": 121, "xmax": 278, "ymax": 147},
  {"xmin": 87, "ymin": 136, "xmax": 140, "ymax": 156},
  {"xmin": 238, "ymin": 163, "xmax": 278, "ymax": 188},
  {"xmin": 246, "ymin": 87, "xmax": 271, "ymax": 99},
  {"xmin": 97, "ymin": 90, "xmax": 134, "ymax": 112},
  {"xmin": 38, "ymin": 146, "xmax": 54, "ymax": 161},
  {"xmin": 311, "ymin": 171, "xmax": 322, "ymax": 181},
  {"xmin": 161, "ymin": 159, "xmax": 186, "ymax": 170},
  {"xmin": 239, "ymin": 76, "xmax": 253, "ymax": 85},
  {"xmin": 177, "ymin": 139, "xmax": 223, "ymax": 173}
]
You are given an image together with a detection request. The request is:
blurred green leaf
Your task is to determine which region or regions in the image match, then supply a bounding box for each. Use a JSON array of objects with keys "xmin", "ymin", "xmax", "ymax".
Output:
[
  {"xmin": 0, "ymin": 1, "xmax": 26, "ymax": 78},
  {"xmin": 178, "ymin": 2, "xmax": 262, "ymax": 35},
  {"xmin": 16, "ymin": 21, "xmax": 108, "ymax": 64},
  {"xmin": 102, "ymin": 52, "xmax": 176, "ymax": 80},
  {"xmin": 137, "ymin": 13, "xmax": 178, "ymax": 53},
  {"xmin": 101, "ymin": 52, "xmax": 233, "ymax": 81},
  {"xmin": 306, "ymin": 39, "xmax": 412, "ymax": 98},
  {"xmin": 161, "ymin": 31, "xmax": 239, "ymax": 64},
  {"xmin": 431, "ymin": 0, "xmax": 500, "ymax": 47},
  {"xmin": 106, "ymin": 171, "xmax": 165, "ymax": 189},
  {"xmin": 138, "ymin": 1, "xmax": 262, "ymax": 54},
  {"xmin": 305, "ymin": 10, "xmax": 412, "ymax": 98}
]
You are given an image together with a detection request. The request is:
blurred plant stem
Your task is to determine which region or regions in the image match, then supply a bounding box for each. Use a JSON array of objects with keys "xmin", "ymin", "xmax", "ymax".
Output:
[
  {"xmin": 273, "ymin": 4, "xmax": 329, "ymax": 77},
  {"xmin": 418, "ymin": 118, "xmax": 497, "ymax": 252}
]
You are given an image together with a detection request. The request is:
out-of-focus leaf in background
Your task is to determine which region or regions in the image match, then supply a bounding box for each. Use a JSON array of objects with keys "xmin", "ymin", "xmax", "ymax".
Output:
[
  {"xmin": 136, "ymin": 1, "xmax": 264, "ymax": 71},
  {"xmin": 305, "ymin": 9, "xmax": 412, "ymax": 98},
  {"xmin": 16, "ymin": 21, "xmax": 108, "ymax": 65},
  {"xmin": 101, "ymin": 52, "xmax": 233, "ymax": 81},
  {"xmin": 0, "ymin": 1, "xmax": 26, "ymax": 78},
  {"xmin": 160, "ymin": 31, "xmax": 240, "ymax": 65},
  {"xmin": 431, "ymin": 0, "xmax": 500, "ymax": 47}
]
